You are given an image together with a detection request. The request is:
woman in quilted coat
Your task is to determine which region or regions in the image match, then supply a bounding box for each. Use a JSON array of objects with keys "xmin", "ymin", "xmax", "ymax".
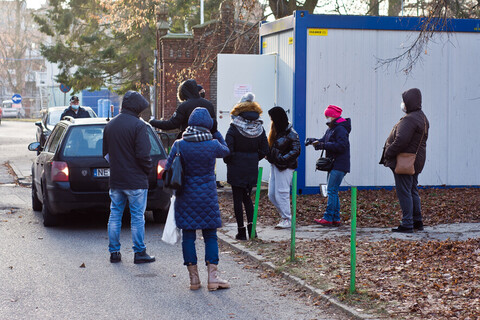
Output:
[
  {"xmin": 266, "ymin": 106, "xmax": 301, "ymax": 229},
  {"xmin": 164, "ymin": 107, "xmax": 230, "ymax": 291},
  {"xmin": 224, "ymin": 92, "xmax": 269, "ymax": 240}
]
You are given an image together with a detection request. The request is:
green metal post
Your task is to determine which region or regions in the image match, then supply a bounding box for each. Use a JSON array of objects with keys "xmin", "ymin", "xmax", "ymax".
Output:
[
  {"xmin": 350, "ymin": 186, "xmax": 357, "ymax": 294},
  {"xmin": 290, "ymin": 171, "xmax": 297, "ymax": 261},
  {"xmin": 251, "ymin": 167, "xmax": 263, "ymax": 239}
]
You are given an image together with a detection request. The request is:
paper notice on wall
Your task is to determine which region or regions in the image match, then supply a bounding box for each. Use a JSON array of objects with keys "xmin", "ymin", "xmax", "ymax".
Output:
[{"xmin": 234, "ymin": 84, "xmax": 252, "ymax": 98}]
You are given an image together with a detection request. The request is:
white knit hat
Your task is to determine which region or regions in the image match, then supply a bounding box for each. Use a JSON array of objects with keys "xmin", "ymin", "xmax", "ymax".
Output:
[{"xmin": 239, "ymin": 92, "xmax": 255, "ymax": 103}]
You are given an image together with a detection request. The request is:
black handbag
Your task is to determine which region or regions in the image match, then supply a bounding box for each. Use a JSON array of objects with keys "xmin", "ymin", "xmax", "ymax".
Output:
[
  {"xmin": 164, "ymin": 142, "xmax": 183, "ymax": 190},
  {"xmin": 316, "ymin": 150, "xmax": 334, "ymax": 172}
]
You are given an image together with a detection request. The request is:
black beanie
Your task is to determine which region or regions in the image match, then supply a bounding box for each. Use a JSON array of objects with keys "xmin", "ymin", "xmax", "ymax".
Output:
[{"xmin": 268, "ymin": 106, "xmax": 289, "ymax": 133}]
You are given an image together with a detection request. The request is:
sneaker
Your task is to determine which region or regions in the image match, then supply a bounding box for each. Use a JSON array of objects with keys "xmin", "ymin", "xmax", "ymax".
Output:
[
  {"xmin": 314, "ymin": 218, "xmax": 333, "ymax": 226},
  {"xmin": 134, "ymin": 250, "xmax": 156, "ymax": 264},
  {"xmin": 413, "ymin": 221, "xmax": 424, "ymax": 231},
  {"xmin": 391, "ymin": 225, "xmax": 414, "ymax": 234},
  {"xmin": 110, "ymin": 252, "xmax": 121, "ymax": 263},
  {"xmin": 332, "ymin": 220, "xmax": 341, "ymax": 227},
  {"xmin": 275, "ymin": 219, "xmax": 291, "ymax": 229}
]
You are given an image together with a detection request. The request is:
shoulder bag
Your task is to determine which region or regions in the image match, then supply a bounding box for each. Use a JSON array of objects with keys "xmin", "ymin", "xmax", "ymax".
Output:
[
  {"xmin": 316, "ymin": 149, "xmax": 334, "ymax": 172},
  {"xmin": 164, "ymin": 142, "xmax": 183, "ymax": 190},
  {"xmin": 394, "ymin": 116, "xmax": 427, "ymax": 175}
]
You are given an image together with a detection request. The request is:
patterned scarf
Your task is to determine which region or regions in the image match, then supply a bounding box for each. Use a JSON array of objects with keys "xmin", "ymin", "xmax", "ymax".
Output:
[
  {"xmin": 182, "ymin": 126, "xmax": 213, "ymax": 142},
  {"xmin": 232, "ymin": 115, "xmax": 264, "ymax": 138}
]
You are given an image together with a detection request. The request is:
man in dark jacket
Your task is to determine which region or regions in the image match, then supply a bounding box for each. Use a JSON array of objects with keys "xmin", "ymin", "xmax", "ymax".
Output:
[
  {"xmin": 380, "ymin": 88, "xmax": 429, "ymax": 233},
  {"xmin": 103, "ymin": 91, "xmax": 155, "ymax": 264},
  {"xmin": 149, "ymin": 79, "xmax": 217, "ymax": 138},
  {"xmin": 60, "ymin": 96, "xmax": 91, "ymax": 120}
]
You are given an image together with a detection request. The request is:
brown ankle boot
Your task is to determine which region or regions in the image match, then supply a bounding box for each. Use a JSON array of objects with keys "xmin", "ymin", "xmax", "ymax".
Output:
[
  {"xmin": 207, "ymin": 263, "xmax": 230, "ymax": 291},
  {"xmin": 187, "ymin": 265, "xmax": 201, "ymax": 290}
]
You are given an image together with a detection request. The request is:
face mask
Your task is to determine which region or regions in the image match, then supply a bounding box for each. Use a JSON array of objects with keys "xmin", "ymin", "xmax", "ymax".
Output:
[
  {"xmin": 400, "ymin": 102, "xmax": 407, "ymax": 113},
  {"xmin": 325, "ymin": 117, "xmax": 335, "ymax": 125},
  {"xmin": 71, "ymin": 104, "xmax": 79, "ymax": 111}
]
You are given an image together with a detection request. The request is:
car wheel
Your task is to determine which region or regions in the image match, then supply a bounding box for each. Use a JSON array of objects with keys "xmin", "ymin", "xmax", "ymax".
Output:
[
  {"xmin": 42, "ymin": 183, "xmax": 59, "ymax": 227},
  {"xmin": 152, "ymin": 207, "xmax": 169, "ymax": 224},
  {"xmin": 32, "ymin": 180, "xmax": 42, "ymax": 211}
]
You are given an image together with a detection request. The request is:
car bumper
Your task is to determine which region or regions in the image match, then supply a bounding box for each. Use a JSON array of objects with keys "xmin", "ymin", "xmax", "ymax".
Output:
[{"xmin": 46, "ymin": 181, "xmax": 171, "ymax": 215}]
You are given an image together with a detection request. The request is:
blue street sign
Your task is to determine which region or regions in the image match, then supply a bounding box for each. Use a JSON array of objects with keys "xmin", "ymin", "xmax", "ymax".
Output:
[
  {"xmin": 12, "ymin": 94, "xmax": 22, "ymax": 104},
  {"xmin": 59, "ymin": 84, "xmax": 71, "ymax": 93}
]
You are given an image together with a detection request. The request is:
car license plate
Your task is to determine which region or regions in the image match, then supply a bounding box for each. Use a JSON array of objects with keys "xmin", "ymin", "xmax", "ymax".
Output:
[{"xmin": 94, "ymin": 168, "xmax": 110, "ymax": 177}]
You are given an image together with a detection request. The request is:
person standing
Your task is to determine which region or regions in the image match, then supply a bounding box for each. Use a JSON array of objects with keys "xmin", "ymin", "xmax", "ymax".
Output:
[
  {"xmin": 305, "ymin": 105, "xmax": 351, "ymax": 227},
  {"xmin": 164, "ymin": 107, "xmax": 230, "ymax": 291},
  {"xmin": 149, "ymin": 79, "xmax": 217, "ymax": 139},
  {"xmin": 60, "ymin": 95, "xmax": 91, "ymax": 120},
  {"xmin": 224, "ymin": 93, "xmax": 269, "ymax": 240},
  {"xmin": 380, "ymin": 88, "xmax": 429, "ymax": 233},
  {"xmin": 103, "ymin": 91, "xmax": 155, "ymax": 264},
  {"xmin": 266, "ymin": 106, "xmax": 301, "ymax": 229}
]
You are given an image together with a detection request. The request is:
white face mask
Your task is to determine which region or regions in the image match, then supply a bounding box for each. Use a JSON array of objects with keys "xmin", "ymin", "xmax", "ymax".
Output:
[
  {"xmin": 326, "ymin": 117, "xmax": 335, "ymax": 124},
  {"xmin": 400, "ymin": 102, "xmax": 407, "ymax": 113}
]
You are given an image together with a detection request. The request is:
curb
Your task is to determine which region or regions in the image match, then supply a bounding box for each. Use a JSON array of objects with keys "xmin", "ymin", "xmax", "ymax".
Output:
[
  {"xmin": 6, "ymin": 161, "xmax": 31, "ymax": 187},
  {"xmin": 217, "ymin": 232, "xmax": 379, "ymax": 320}
]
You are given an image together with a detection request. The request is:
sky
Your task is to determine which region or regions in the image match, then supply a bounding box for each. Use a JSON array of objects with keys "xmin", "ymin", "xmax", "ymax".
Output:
[{"xmin": 26, "ymin": 0, "xmax": 46, "ymax": 9}]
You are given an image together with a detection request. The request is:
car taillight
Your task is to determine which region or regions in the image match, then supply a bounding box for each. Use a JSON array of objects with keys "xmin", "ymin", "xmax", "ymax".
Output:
[
  {"xmin": 157, "ymin": 159, "xmax": 167, "ymax": 180},
  {"xmin": 51, "ymin": 161, "xmax": 69, "ymax": 182}
]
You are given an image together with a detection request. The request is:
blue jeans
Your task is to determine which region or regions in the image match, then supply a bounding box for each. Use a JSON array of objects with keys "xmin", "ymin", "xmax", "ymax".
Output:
[
  {"xmin": 108, "ymin": 189, "xmax": 148, "ymax": 253},
  {"xmin": 182, "ymin": 229, "xmax": 219, "ymax": 266},
  {"xmin": 324, "ymin": 170, "xmax": 346, "ymax": 222},
  {"xmin": 393, "ymin": 172, "xmax": 422, "ymax": 228}
]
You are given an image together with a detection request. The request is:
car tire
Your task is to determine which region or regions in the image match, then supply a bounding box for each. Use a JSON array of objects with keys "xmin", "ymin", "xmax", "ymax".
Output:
[
  {"xmin": 152, "ymin": 208, "xmax": 168, "ymax": 224},
  {"xmin": 42, "ymin": 183, "xmax": 59, "ymax": 227},
  {"xmin": 32, "ymin": 180, "xmax": 42, "ymax": 211}
]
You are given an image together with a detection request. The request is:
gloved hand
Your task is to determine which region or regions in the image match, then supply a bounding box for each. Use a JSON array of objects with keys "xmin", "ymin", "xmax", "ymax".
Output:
[
  {"xmin": 211, "ymin": 119, "xmax": 218, "ymax": 134},
  {"xmin": 314, "ymin": 141, "xmax": 325, "ymax": 150},
  {"xmin": 305, "ymin": 138, "xmax": 317, "ymax": 146}
]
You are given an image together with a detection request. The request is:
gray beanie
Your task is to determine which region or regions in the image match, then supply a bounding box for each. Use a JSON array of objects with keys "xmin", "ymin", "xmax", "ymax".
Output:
[{"xmin": 239, "ymin": 92, "xmax": 255, "ymax": 103}]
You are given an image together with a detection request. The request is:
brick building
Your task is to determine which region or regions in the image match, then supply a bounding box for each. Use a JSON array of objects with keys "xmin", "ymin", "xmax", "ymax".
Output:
[{"xmin": 155, "ymin": 0, "xmax": 259, "ymax": 119}]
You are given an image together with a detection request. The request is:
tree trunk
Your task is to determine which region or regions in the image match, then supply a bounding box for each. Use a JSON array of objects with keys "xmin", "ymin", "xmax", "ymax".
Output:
[
  {"xmin": 388, "ymin": 0, "xmax": 402, "ymax": 16},
  {"xmin": 369, "ymin": 0, "xmax": 379, "ymax": 15}
]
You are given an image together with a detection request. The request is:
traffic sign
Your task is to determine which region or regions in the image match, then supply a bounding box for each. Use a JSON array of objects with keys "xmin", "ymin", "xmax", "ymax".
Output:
[
  {"xmin": 59, "ymin": 84, "xmax": 71, "ymax": 93},
  {"xmin": 12, "ymin": 94, "xmax": 22, "ymax": 104}
]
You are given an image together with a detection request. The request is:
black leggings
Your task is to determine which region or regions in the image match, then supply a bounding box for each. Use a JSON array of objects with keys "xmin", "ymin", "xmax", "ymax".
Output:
[{"xmin": 232, "ymin": 186, "xmax": 254, "ymax": 228}]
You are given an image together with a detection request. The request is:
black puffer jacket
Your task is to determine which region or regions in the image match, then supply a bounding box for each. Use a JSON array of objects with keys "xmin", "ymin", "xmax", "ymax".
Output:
[
  {"xmin": 267, "ymin": 124, "xmax": 301, "ymax": 171},
  {"xmin": 103, "ymin": 91, "xmax": 153, "ymax": 189},
  {"xmin": 224, "ymin": 101, "xmax": 269, "ymax": 188},
  {"xmin": 149, "ymin": 79, "xmax": 216, "ymax": 138},
  {"xmin": 60, "ymin": 106, "xmax": 91, "ymax": 120},
  {"xmin": 380, "ymin": 88, "xmax": 429, "ymax": 174}
]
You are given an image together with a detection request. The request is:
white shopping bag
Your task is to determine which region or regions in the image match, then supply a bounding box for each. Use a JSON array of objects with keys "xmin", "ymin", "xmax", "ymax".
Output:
[{"xmin": 161, "ymin": 196, "xmax": 181, "ymax": 245}]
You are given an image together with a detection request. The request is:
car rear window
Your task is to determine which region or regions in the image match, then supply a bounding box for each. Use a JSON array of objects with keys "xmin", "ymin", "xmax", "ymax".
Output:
[
  {"xmin": 63, "ymin": 125, "xmax": 104, "ymax": 157},
  {"xmin": 62, "ymin": 125, "xmax": 167, "ymax": 158}
]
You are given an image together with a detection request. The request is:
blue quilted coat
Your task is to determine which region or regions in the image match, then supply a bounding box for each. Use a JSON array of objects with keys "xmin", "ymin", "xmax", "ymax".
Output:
[{"xmin": 164, "ymin": 108, "xmax": 230, "ymax": 230}]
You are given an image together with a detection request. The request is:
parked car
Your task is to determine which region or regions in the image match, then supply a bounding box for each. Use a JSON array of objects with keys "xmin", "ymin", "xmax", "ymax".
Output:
[
  {"xmin": 28, "ymin": 117, "xmax": 171, "ymax": 226},
  {"xmin": 0, "ymin": 105, "xmax": 2, "ymax": 124},
  {"xmin": 35, "ymin": 106, "xmax": 97, "ymax": 149},
  {"xmin": 2, "ymin": 100, "xmax": 25, "ymax": 118}
]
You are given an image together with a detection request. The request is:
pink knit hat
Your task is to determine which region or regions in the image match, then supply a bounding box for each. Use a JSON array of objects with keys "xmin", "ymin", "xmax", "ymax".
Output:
[{"xmin": 324, "ymin": 105, "xmax": 342, "ymax": 118}]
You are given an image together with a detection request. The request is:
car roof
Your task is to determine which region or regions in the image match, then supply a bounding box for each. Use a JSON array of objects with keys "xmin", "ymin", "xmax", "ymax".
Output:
[{"xmin": 41, "ymin": 106, "xmax": 95, "ymax": 113}]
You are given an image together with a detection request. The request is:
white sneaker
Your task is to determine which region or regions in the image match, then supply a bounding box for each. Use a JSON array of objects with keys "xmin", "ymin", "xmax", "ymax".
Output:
[{"xmin": 275, "ymin": 219, "xmax": 291, "ymax": 229}]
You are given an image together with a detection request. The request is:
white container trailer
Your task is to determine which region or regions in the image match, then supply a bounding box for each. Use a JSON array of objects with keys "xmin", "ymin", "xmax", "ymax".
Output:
[{"xmin": 255, "ymin": 11, "xmax": 480, "ymax": 194}]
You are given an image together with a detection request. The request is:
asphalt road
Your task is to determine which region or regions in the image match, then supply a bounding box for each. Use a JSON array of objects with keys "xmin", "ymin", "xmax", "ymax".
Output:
[{"xmin": 0, "ymin": 120, "xmax": 349, "ymax": 320}]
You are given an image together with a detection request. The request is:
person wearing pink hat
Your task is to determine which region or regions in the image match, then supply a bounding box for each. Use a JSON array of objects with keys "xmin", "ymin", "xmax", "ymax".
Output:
[{"xmin": 305, "ymin": 105, "xmax": 351, "ymax": 227}]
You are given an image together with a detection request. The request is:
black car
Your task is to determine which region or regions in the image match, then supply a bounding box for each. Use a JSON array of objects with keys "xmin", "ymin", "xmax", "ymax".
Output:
[
  {"xmin": 28, "ymin": 117, "xmax": 171, "ymax": 226},
  {"xmin": 35, "ymin": 106, "xmax": 97, "ymax": 149}
]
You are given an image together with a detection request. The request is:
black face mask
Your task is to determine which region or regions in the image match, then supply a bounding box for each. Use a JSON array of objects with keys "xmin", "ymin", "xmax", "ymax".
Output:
[{"xmin": 200, "ymin": 92, "xmax": 205, "ymax": 98}]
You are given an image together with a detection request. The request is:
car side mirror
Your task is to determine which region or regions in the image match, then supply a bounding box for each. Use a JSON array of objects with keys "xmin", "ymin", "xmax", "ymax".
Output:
[
  {"xmin": 28, "ymin": 142, "xmax": 41, "ymax": 152},
  {"xmin": 35, "ymin": 121, "xmax": 42, "ymax": 128}
]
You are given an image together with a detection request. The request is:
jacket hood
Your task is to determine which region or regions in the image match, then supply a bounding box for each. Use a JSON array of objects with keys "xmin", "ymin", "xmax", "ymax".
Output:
[
  {"xmin": 188, "ymin": 107, "xmax": 213, "ymax": 129},
  {"xmin": 121, "ymin": 91, "xmax": 149, "ymax": 115},
  {"xmin": 178, "ymin": 79, "xmax": 200, "ymax": 102},
  {"xmin": 231, "ymin": 101, "xmax": 263, "ymax": 117},
  {"xmin": 402, "ymin": 88, "xmax": 422, "ymax": 113},
  {"xmin": 335, "ymin": 118, "xmax": 352, "ymax": 133}
]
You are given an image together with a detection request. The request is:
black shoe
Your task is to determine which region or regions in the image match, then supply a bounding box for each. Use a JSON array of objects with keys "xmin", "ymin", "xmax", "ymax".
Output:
[
  {"xmin": 413, "ymin": 221, "xmax": 424, "ymax": 231},
  {"xmin": 235, "ymin": 226, "xmax": 247, "ymax": 240},
  {"xmin": 134, "ymin": 250, "xmax": 155, "ymax": 264},
  {"xmin": 392, "ymin": 225, "xmax": 414, "ymax": 234},
  {"xmin": 110, "ymin": 252, "xmax": 121, "ymax": 263},
  {"xmin": 216, "ymin": 181, "xmax": 224, "ymax": 189}
]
